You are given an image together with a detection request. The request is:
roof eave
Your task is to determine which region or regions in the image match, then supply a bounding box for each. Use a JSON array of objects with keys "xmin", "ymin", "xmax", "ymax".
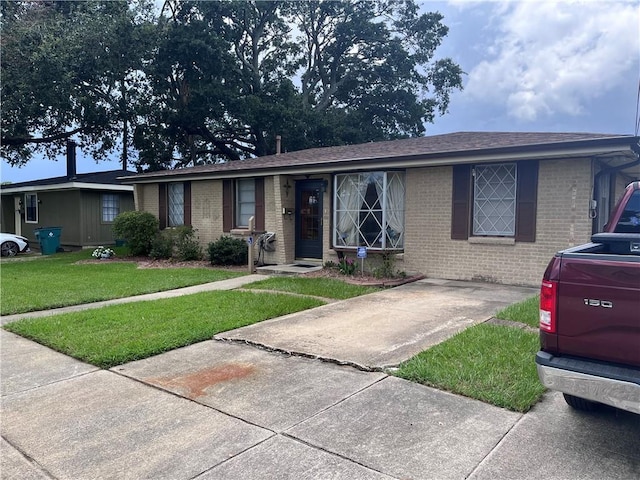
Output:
[
  {"xmin": 125, "ymin": 138, "xmax": 639, "ymax": 184},
  {"xmin": 0, "ymin": 182, "xmax": 134, "ymax": 194}
]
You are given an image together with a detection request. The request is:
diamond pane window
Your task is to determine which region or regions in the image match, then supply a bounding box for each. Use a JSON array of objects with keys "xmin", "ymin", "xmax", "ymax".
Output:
[
  {"xmin": 333, "ymin": 171, "xmax": 405, "ymax": 250},
  {"xmin": 473, "ymin": 164, "xmax": 516, "ymax": 236},
  {"xmin": 168, "ymin": 183, "xmax": 184, "ymax": 227}
]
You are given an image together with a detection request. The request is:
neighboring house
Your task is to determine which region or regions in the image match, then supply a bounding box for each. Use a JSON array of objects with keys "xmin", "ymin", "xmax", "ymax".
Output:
[
  {"xmin": 125, "ymin": 132, "xmax": 639, "ymax": 286},
  {"xmin": 1, "ymin": 143, "xmax": 136, "ymax": 247}
]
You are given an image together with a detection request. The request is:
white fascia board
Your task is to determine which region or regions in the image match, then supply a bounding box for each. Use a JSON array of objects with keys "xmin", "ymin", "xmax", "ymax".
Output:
[{"xmin": 0, "ymin": 182, "xmax": 134, "ymax": 194}]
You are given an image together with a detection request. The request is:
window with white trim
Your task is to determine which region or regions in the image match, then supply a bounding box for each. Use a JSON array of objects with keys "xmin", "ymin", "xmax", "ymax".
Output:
[
  {"xmin": 236, "ymin": 179, "xmax": 255, "ymax": 228},
  {"xmin": 473, "ymin": 163, "xmax": 516, "ymax": 236},
  {"xmin": 102, "ymin": 194, "xmax": 120, "ymax": 222},
  {"xmin": 25, "ymin": 193, "xmax": 38, "ymax": 223},
  {"xmin": 333, "ymin": 171, "xmax": 405, "ymax": 250},
  {"xmin": 167, "ymin": 183, "xmax": 184, "ymax": 227}
]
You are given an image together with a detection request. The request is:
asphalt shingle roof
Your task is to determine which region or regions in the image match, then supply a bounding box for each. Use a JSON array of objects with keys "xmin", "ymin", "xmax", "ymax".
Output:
[
  {"xmin": 2, "ymin": 170, "xmax": 137, "ymax": 189},
  {"xmin": 126, "ymin": 131, "xmax": 637, "ymax": 181}
]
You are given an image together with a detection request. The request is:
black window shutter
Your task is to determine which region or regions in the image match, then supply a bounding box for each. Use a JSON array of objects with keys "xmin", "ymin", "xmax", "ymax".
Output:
[
  {"xmin": 515, "ymin": 160, "xmax": 538, "ymax": 242},
  {"xmin": 158, "ymin": 183, "xmax": 167, "ymax": 230},
  {"xmin": 254, "ymin": 178, "xmax": 265, "ymax": 231},
  {"xmin": 451, "ymin": 164, "xmax": 471, "ymax": 240},
  {"xmin": 222, "ymin": 180, "xmax": 232, "ymax": 232},
  {"xmin": 183, "ymin": 181, "xmax": 191, "ymax": 226}
]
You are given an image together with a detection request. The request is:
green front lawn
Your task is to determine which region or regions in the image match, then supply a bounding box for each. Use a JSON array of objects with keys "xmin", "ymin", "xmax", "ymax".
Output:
[
  {"xmin": 5, "ymin": 290, "xmax": 325, "ymax": 368},
  {"xmin": 495, "ymin": 294, "xmax": 540, "ymax": 329},
  {"xmin": 393, "ymin": 295, "xmax": 544, "ymax": 412},
  {"xmin": 1, "ymin": 251, "xmax": 245, "ymax": 315}
]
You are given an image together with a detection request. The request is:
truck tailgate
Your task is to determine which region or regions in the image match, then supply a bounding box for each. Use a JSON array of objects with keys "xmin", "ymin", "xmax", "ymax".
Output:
[{"xmin": 557, "ymin": 255, "xmax": 640, "ymax": 367}]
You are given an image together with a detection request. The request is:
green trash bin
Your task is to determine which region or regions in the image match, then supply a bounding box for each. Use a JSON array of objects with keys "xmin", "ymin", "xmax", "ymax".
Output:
[{"xmin": 34, "ymin": 227, "xmax": 62, "ymax": 255}]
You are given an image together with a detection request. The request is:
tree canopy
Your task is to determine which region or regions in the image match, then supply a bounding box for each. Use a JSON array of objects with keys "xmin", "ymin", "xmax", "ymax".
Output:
[
  {"xmin": 1, "ymin": 0, "xmax": 463, "ymax": 171},
  {"xmin": 1, "ymin": 0, "xmax": 156, "ymax": 167}
]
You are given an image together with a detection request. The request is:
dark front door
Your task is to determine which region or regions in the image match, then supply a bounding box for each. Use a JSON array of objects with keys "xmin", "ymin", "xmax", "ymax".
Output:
[{"xmin": 295, "ymin": 180, "xmax": 323, "ymax": 259}]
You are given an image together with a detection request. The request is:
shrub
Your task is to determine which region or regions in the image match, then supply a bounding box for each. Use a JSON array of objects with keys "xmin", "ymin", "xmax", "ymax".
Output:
[
  {"xmin": 175, "ymin": 226, "xmax": 202, "ymax": 261},
  {"xmin": 208, "ymin": 236, "xmax": 248, "ymax": 266},
  {"xmin": 112, "ymin": 211, "xmax": 159, "ymax": 256},
  {"xmin": 149, "ymin": 231, "xmax": 174, "ymax": 260},
  {"xmin": 323, "ymin": 260, "xmax": 338, "ymax": 269},
  {"xmin": 373, "ymin": 252, "xmax": 397, "ymax": 279}
]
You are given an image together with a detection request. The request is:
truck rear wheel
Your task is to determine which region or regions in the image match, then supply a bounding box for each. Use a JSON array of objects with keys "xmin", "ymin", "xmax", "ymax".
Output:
[{"xmin": 563, "ymin": 393, "xmax": 601, "ymax": 412}]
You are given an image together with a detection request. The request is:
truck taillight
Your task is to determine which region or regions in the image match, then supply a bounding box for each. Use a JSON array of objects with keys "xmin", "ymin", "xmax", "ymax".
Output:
[{"xmin": 540, "ymin": 280, "xmax": 557, "ymax": 333}]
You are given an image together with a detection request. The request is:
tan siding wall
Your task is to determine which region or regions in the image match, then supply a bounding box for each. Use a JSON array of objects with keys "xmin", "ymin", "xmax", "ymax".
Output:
[{"xmin": 403, "ymin": 158, "xmax": 594, "ymax": 286}]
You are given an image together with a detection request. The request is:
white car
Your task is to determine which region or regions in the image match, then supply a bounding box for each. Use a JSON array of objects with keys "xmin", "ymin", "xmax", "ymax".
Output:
[{"xmin": 0, "ymin": 233, "xmax": 31, "ymax": 257}]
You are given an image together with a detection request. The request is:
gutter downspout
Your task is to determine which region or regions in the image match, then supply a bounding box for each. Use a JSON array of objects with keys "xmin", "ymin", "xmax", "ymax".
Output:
[{"xmin": 591, "ymin": 142, "xmax": 640, "ymax": 233}]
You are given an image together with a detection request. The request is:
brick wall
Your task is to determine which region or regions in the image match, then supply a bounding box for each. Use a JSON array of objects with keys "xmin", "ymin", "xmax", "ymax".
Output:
[
  {"xmin": 135, "ymin": 184, "xmax": 158, "ymax": 217},
  {"xmin": 403, "ymin": 158, "xmax": 594, "ymax": 286},
  {"xmin": 132, "ymin": 157, "xmax": 599, "ymax": 285},
  {"xmin": 190, "ymin": 180, "xmax": 222, "ymax": 246}
]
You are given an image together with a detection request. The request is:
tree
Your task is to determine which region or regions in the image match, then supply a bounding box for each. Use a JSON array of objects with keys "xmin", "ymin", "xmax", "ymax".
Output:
[
  {"xmin": 134, "ymin": 0, "xmax": 463, "ymax": 169},
  {"xmin": 1, "ymin": 0, "xmax": 156, "ymax": 167},
  {"xmin": 2, "ymin": 0, "xmax": 463, "ymax": 170}
]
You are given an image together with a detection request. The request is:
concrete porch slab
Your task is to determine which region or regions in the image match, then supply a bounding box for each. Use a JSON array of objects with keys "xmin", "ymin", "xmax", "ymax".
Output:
[
  {"xmin": 256, "ymin": 263, "xmax": 323, "ymax": 275},
  {"xmin": 114, "ymin": 340, "xmax": 385, "ymax": 432}
]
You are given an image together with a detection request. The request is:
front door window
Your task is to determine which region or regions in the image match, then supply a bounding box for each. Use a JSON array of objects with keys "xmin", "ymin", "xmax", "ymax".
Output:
[{"xmin": 295, "ymin": 180, "xmax": 324, "ymax": 259}]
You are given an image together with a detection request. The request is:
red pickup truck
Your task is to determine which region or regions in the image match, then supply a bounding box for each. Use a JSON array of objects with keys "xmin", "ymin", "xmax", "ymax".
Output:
[{"xmin": 536, "ymin": 181, "xmax": 640, "ymax": 414}]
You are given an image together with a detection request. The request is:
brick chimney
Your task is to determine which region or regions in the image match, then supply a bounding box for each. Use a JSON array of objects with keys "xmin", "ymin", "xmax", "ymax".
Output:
[{"xmin": 66, "ymin": 140, "xmax": 77, "ymax": 180}]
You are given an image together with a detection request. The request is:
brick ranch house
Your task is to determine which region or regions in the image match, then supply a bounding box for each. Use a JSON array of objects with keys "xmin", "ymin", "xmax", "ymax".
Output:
[{"xmin": 124, "ymin": 132, "xmax": 640, "ymax": 286}]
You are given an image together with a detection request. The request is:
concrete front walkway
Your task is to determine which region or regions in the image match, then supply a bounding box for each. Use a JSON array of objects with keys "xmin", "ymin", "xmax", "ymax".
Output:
[{"xmin": 2, "ymin": 277, "xmax": 639, "ymax": 479}]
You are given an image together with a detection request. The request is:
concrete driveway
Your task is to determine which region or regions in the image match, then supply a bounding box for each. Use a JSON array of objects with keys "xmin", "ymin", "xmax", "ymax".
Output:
[
  {"xmin": 220, "ymin": 278, "xmax": 538, "ymax": 370},
  {"xmin": 2, "ymin": 277, "xmax": 639, "ymax": 479}
]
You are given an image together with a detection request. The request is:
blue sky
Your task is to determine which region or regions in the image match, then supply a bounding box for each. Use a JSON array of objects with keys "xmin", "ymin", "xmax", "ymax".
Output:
[{"xmin": 2, "ymin": 0, "xmax": 639, "ymax": 183}]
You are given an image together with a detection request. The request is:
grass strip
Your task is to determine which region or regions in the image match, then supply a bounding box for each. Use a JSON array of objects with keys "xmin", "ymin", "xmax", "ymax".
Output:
[
  {"xmin": 495, "ymin": 295, "xmax": 540, "ymax": 328},
  {"xmin": 4, "ymin": 290, "xmax": 324, "ymax": 368},
  {"xmin": 242, "ymin": 276, "xmax": 380, "ymax": 299},
  {"xmin": 393, "ymin": 323, "xmax": 545, "ymax": 412},
  {"xmin": 1, "ymin": 251, "xmax": 244, "ymax": 315}
]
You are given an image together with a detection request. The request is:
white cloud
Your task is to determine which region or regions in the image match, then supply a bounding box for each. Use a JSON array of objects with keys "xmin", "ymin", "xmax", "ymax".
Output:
[{"xmin": 464, "ymin": 1, "xmax": 640, "ymax": 122}]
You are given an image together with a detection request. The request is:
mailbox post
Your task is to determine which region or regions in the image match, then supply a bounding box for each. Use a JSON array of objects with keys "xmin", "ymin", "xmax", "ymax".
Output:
[{"xmin": 247, "ymin": 216, "xmax": 255, "ymax": 273}]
